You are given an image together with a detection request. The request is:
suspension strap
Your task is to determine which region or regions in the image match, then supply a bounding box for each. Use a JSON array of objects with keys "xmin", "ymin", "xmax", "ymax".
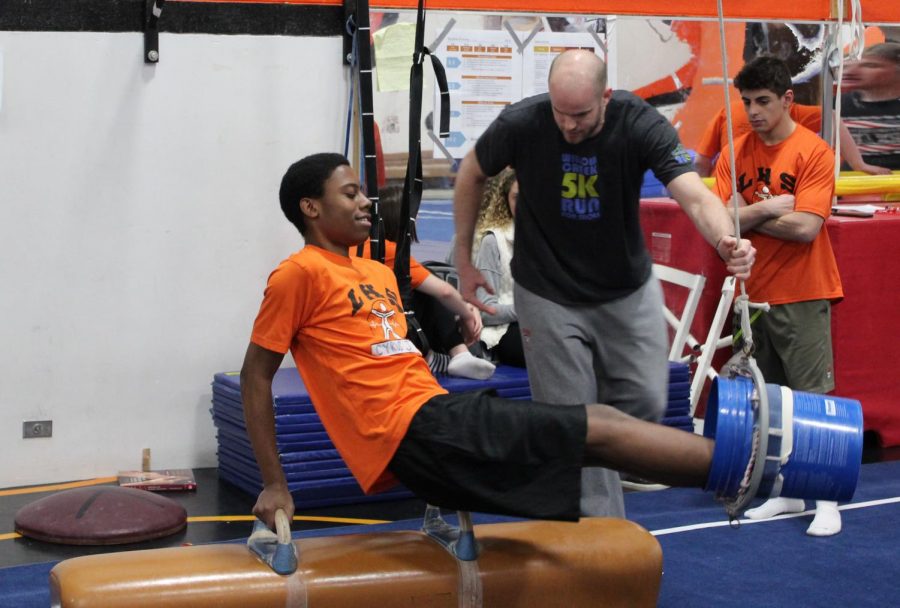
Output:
[
  {"xmin": 347, "ymin": 0, "xmax": 385, "ymax": 264},
  {"xmin": 395, "ymin": 0, "xmax": 450, "ymax": 351}
]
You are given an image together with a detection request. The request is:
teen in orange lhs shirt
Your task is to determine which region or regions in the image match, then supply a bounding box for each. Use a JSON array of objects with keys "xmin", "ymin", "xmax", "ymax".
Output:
[{"xmin": 241, "ymin": 153, "xmax": 717, "ymax": 529}]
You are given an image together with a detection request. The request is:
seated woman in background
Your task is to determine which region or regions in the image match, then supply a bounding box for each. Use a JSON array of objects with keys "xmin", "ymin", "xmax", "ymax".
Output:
[
  {"xmin": 472, "ymin": 168, "xmax": 525, "ymax": 368},
  {"xmin": 356, "ymin": 185, "xmax": 495, "ymax": 380}
]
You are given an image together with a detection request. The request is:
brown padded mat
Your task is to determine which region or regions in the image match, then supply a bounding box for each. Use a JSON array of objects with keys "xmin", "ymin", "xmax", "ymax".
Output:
[
  {"xmin": 50, "ymin": 517, "xmax": 662, "ymax": 607},
  {"xmin": 15, "ymin": 486, "xmax": 186, "ymax": 545}
]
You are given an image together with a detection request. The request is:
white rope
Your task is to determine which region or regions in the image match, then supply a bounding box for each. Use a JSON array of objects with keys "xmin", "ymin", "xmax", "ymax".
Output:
[
  {"xmin": 714, "ymin": 0, "xmax": 740, "ymax": 244},
  {"xmin": 833, "ymin": 0, "xmax": 866, "ymax": 181},
  {"xmin": 833, "ymin": 0, "xmax": 846, "ymax": 178},
  {"xmin": 848, "ymin": 0, "xmax": 866, "ymax": 62},
  {"xmin": 714, "ymin": 0, "xmax": 754, "ymax": 353}
]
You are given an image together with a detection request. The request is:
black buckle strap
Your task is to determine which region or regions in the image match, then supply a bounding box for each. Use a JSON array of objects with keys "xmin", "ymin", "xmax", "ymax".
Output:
[{"xmin": 395, "ymin": 0, "xmax": 449, "ymax": 340}]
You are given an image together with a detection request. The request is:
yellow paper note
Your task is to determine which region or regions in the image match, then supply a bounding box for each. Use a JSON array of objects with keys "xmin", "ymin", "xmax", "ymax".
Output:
[{"xmin": 374, "ymin": 23, "xmax": 416, "ymax": 92}]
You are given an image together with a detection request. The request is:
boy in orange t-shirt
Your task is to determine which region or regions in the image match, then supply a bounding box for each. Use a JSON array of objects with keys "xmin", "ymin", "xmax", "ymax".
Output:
[
  {"xmin": 695, "ymin": 101, "xmax": 821, "ymax": 176},
  {"xmin": 713, "ymin": 56, "xmax": 844, "ymax": 536},
  {"xmin": 241, "ymin": 153, "xmax": 719, "ymax": 529},
  {"xmin": 695, "ymin": 93, "xmax": 887, "ymax": 177}
]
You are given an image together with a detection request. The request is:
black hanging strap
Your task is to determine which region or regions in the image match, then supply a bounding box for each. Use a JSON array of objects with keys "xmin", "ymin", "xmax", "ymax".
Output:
[
  {"xmin": 347, "ymin": 0, "xmax": 449, "ymax": 354},
  {"xmin": 347, "ymin": 0, "xmax": 385, "ymax": 264},
  {"xmin": 394, "ymin": 0, "xmax": 450, "ymax": 353}
]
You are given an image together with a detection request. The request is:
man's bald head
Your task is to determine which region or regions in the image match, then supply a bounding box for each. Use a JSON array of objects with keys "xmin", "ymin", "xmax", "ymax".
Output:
[
  {"xmin": 548, "ymin": 50, "xmax": 608, "ymax": 96},
  {"xmin": 547, "ymin": 50, "xmax": 611, "ymax": 144}
]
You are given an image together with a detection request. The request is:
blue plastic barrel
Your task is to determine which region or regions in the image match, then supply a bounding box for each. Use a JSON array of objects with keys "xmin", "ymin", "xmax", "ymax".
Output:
[
  {"xmin": 704, "ymin": 376, "xmax": 863, "ymax": 503},
  {"xmin": 775, "ymin": 388, "xmax": 864, "ymax": 501}
]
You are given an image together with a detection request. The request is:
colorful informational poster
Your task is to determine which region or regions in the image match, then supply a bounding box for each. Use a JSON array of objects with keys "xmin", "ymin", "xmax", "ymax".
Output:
[
  {"xmin": 522, "ymin": 30, "xmax": 616, "ymax": 97},
  {"xmin": 434, "ymin": 30, "xmax": 522, "ymax": 159},
  {"xmin": 434, "ymin": 28, "xmax": 614, "ymax": 159}
]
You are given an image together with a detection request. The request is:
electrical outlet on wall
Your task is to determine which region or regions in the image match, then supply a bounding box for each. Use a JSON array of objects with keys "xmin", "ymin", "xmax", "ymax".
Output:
[
  {"xmin": 23, "ymin": 420, "xmax": 52, "ymax": 438},
  {"xmin": 385, "ymin": 115, "xmax": 400, "ymax": 134}
]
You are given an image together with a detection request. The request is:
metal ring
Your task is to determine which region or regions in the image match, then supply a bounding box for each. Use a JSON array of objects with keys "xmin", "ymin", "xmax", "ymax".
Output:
[{"xmin": 721, "ymin": 356, "xmax": 770, "ymax": 518}]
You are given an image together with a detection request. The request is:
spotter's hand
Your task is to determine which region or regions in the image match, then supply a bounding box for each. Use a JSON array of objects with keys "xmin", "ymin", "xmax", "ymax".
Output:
[
  {"xmin": 716, "ymin": 235, "xmax": 756, "ymax": 280},
  {"xmin": 457, "ymin": 262, "xmax": 496, "ymax": 315}
]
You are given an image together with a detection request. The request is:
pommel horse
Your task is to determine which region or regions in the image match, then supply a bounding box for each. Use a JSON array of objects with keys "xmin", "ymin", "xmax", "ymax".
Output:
[
  {"xmin": 49, "ymin": 507, "xmax": 663, "ymax": 607},
  {"xmin": 50, "ymin": 352, "xmax": 866, "ymax": 606}
]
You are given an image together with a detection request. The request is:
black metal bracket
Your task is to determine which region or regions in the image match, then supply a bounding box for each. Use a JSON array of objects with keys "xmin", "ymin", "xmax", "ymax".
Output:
[
  {"xmin": 144, "ymin": 0, "xmax": 167, "ymax": 64},
  {"xmin": 342, "ymin": 0, "xmax": 356, "ymax": 66}
]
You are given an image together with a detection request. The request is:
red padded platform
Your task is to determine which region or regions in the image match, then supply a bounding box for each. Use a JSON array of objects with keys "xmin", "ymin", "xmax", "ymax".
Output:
[{"xmin": 15, "ymin": 486, "xmax": 187, "ymax": 545}]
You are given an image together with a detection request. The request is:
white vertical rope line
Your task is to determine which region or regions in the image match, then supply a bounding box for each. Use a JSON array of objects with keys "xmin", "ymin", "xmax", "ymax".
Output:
[
  {"xmin": 833, "ymin": 0, "xmax": 866, "ymax": 182},
  {"xmin": 715, "ymin": 0, "xmax": 755, "ymax": 352},
  {"xmin": 715, "ymin": 0, "xmax": 742, "ymax": 272},
  {"xmin": 833, "ymin": 0, "xmax": 847, "ymax": 183}
]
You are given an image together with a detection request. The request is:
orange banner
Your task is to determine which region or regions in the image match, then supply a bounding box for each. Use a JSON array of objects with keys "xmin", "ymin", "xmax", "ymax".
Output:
[
  {"xmin": 373, "ymin": 0, "xmax": 830, "ymax": 21},
  {"xmin": 860, "ymin": 0, "xmax": 900, "ymax": 24},
  {"xmin": 173, "ymin": 0, "xmax": 900, "ymax": 24}
]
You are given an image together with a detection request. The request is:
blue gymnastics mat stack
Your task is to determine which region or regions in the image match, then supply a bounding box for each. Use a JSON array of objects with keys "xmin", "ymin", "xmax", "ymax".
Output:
[
  {"xmin": 662, "ymin": 361, "xmax": 694, "ymax": 432},
  {"xmin": 211, "ymin": 365, "xmax": 532, "ymax": 508}
]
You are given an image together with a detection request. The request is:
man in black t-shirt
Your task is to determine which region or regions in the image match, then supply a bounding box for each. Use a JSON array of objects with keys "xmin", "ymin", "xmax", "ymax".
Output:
[
  {"xmin": 452, "ymin": 49, "xmax": 756, "ymax": 518},
  {"xmin": 840, "ymin": 42, "xmax": 900, "ymax": 171}
]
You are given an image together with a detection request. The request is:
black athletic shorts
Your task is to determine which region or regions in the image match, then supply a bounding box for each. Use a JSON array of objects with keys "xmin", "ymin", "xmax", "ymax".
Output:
[{"xmin": 388, "ymin": 390, "xmax": 586, "ymax": 521}]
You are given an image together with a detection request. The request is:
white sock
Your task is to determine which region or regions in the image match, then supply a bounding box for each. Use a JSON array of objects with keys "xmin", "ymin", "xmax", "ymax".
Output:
[
  {"xmin": 807, "ymin": 501, "xmax": 842, "ymax": 537},
  {"xmin": 447, "ymin": 351, "xmax": 495, "ymax": 380},
  {"xmin": 744, "ymin": 497, "xmax": 806, "ymax": 520}
]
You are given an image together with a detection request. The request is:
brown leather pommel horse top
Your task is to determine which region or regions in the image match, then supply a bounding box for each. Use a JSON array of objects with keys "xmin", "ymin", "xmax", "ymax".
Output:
[{"xmin": 50, "ymin": 517, "xmax": 663, "ymax": 607}]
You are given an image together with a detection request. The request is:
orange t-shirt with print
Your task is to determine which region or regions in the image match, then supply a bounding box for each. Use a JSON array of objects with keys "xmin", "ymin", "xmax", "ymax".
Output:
[
  {"xmin": 714, "ymin": 125, "xmax": 843, "ymax": 305},
  {"xmin": 697, "ymin": 102, "xmax": 822, "ymax": 160},
  {"xmin": 250, "ymin": 246, "xmax": 447, "ymax": 494},
  {"xmin": 355, "ymin": 239, "xmax": 431, "ymax": 289}
]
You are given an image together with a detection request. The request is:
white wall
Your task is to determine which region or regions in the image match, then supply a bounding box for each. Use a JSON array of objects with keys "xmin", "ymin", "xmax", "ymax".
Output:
[
  {"xmin": 614, "ymin": 18, "xmax": 693, "ymax": 91},
  {"xmin": 0, "ymin": 31, "xmax": 348, "ymax": 486}
]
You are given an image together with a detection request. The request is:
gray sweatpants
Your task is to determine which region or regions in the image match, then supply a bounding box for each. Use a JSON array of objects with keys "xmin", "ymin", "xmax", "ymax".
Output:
[{"xmin": 515, "ymin": 277, "xmax": 668, "ymax": 517}]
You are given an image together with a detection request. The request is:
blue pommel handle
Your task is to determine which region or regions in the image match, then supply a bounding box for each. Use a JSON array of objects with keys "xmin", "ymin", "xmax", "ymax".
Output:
[
  {"xmin": 248, "ymin": 509, "xmax": 298, "ymax": 575},
  {"xmin": 453, "ymin": 528, "xmax": 478, "ymax": 561},
  {"xmin": 272, "ymin": 541, "xmax": 299, "ymax": 575},
  {"xmin": 422, "ymin": 507, "xmax": 480, "ymax": 561}
]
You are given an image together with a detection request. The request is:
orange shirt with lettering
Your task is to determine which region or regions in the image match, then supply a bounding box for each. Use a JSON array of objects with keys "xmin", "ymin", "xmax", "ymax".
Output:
[
  {"xmin": 714, "ymin": 126, "xmax": 843, "ymax": 305},
  {"xmin": 250, "ymin": 246, "xmax": 447, "ymax": 494}
]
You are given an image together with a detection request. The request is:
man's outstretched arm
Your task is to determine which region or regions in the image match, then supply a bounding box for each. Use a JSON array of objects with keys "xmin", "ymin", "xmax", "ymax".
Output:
[
  {"xmin": 667, "ymin": 172, "xmax": 756, "ymax": 279},
  {"xmin": 241, "ymin": 342, "xmax": 292, "ymax": 529}
]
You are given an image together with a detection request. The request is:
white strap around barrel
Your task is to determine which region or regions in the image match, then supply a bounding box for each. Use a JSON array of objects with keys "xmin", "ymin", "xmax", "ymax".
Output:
[{"xmin": 778, "ymin": 386, "xmax": 795, "ymax": 465}]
